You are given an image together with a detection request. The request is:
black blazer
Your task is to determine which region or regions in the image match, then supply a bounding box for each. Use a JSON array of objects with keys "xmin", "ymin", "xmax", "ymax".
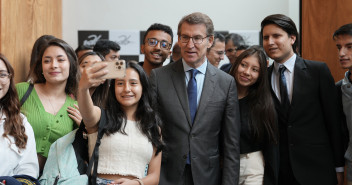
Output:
[{"xmin": 268, "ymin": 56, "xmax": 344, "ymax": 185}]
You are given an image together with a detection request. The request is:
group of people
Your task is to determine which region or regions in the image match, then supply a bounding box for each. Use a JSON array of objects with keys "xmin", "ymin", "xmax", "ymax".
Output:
[{"xmin": 0, "ymin": 11, "xmax": 351, "ymax": 185}]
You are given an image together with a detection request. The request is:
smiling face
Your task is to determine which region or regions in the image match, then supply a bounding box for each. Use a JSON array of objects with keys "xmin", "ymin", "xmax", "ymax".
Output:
[
  {"xmin": 42, "ymin": 46, "xmax": 70, "ymax": 84},
  {"xmin": 0, "ymin": 59, "xmax": 10, "ymax": 99},
  {"xmin": 207, "ymin": 40, "xmax": 225, "ymax": 68},
  {"xmin": 262, "ymin": 24, "xmax": 296, "ymax": 64},
  {"xmin": 234, "ymin": 55, "xmax": 260, "ymax": 91},
  {"xmin": 115, "ymin": 68, "xmax": 142, "ymax": 113},
  {"xmin": 141, "ymin": 30, "xmax": 172, "ymax": 66},
  {"xmin": 334, "ymin": 34, "xmax": 352, "ymax": 71},
  {"xmin": 178, "ymin": 23, "xmax": 213, "ymax": 68}
]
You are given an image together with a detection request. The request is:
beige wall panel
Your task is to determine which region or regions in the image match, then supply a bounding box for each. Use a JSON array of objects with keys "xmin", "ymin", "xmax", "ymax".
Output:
[
  {"xmin": 302, "ymin": 0, "xmax": 352, "ymax": 81},
  {"xmin": 0, "ymin": 0, "xmax": 62, "ymax": 83}
]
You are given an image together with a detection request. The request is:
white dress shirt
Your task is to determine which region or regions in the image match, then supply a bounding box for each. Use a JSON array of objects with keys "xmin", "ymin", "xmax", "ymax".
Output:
[
  {"xmin": 182, "ymin": 59, "xmax": 207, "ymax": 107},
  {"xmin": 271, "ymin": 54, "xmax": 296, "ymax": 102}
]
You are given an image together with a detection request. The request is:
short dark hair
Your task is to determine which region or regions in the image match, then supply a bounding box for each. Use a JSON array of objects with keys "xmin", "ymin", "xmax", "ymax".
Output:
[
  {"xmin": 333, "ymin": 23, "xmax": 352, "ymax": 40},
  {"xmin": 93, "ymin": 39, "xmax": 121, "ymax": 57},
  {"xmin": 261, "ymin": 14, "xmax": 299, "ymax": 54},
  {"xmin": 75, "ymin": 44, "xmax": 94, "ymax": 56},
  {"xmin": 143, "ymin": 23, "xmax": 174, "ymax": 44},
  {"xmin": 30, "ymin": 38, "xmax": 79, "ymax": 96},
  {"xmin": 178, "ymin": 12, "xmax": 214, "ymax": 36},
  {"xmin": 225, "ymin": 33, "xmax": 245, "ymax": 46},
  {"xmin": 208, "ymin": 32, "xmax": 225, "ymax": 52}
]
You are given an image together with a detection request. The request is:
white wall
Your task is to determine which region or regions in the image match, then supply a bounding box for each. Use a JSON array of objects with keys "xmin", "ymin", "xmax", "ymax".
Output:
[{"xmin": 62, "ymin": 0, "xmax": 299, "ymax": 49}]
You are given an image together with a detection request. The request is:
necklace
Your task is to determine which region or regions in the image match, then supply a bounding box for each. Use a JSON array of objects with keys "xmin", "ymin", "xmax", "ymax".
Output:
[{"xmin": 37, "ymin": 86, "xmax": 61, "ymax": 115}]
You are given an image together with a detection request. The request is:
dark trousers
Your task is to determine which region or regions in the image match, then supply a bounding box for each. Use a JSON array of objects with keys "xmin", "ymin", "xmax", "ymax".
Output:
[
  {"xmin": 183, "ymin": 164, "xmax": 194, "ymax": 185},
  {"xmin": 279, "ymin": 145, "xmax": 301, "ymax": 185}
]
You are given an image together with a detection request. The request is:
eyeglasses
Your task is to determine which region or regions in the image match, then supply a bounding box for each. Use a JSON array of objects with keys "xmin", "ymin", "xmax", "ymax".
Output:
[
  {"xmin": 146, "ymin": 38, "xmax": 172, "ymax": 50},
  {"xmin": 0, "ymin": 72, "xmax": 10, "ymax": 83},
  {"xmin": 179, "ymin": 35, "xmax": 210, "ymax": 44}
]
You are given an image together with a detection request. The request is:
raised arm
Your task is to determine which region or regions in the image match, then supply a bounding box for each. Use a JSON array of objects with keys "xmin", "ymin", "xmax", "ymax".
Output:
[{"xmin": 77, "ymin": 61, "xmax": 108, "ymax": 132}]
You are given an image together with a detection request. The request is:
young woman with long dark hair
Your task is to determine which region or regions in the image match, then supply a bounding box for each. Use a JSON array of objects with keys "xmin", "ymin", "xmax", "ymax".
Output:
[
  {"xmin": 78, "ymin": 61, "xmax": 163, "ymax": 185},
  {"xmin": 230, "ymin": 46, "xmax": 278, "ymax": 185},
  {"xmin": 16, "ymin": 38, "xmax": 82, "ymax": 171}
]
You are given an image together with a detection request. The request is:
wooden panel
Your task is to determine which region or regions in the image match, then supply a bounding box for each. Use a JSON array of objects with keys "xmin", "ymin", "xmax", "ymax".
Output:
[
  {"xmin": 301, "ymin": 0, "xmax": 352, "ymax": 82},
  {"xmin": 0, "ymin": 0, "xmax": 62, "ymax": 83}
]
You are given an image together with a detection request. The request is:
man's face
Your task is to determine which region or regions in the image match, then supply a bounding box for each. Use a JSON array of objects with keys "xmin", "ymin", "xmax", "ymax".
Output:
[
  {"xmin": 105, "ymin": 50, "xmax": 120, "ymax": 61},
  {"xmin": 334, "ymin": 34, "xmax": 352, "ymax": 70},
  {"xmin": 178, "ymin": 23, "xmax": 213, "ymax": 68},
  {"xmin": 225, "ymin": 40, "xmax": 237, "ymax": 64},
  {"xmin": 141, "ymin": 30, "xmax": 172, "ymax": 66},
  {"xmin": 207, "ymin": 40, "xmax": 225, "ymax": 68},
  {"xmin": 262, "ymin": 24, "xmax": 296, "ymax": 64}
]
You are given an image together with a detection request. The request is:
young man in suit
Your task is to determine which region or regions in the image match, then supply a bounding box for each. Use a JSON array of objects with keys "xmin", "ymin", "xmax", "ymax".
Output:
[
  {"xmin": 333, "ymin": 23, "xmax": 352, "ymax": 185},
  {"xmin": 261, "ymin": 14, "xmax": 345, "ymax": 185},
  {"xmin": 149, "ymin": 12, "xmax": 240, "ymax": 185}
]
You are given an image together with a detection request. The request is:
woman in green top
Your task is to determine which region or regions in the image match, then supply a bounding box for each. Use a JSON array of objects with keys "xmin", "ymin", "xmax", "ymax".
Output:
[{"xmin": 16, "ymin": 38, "xmax": 81, "ymax": 171}]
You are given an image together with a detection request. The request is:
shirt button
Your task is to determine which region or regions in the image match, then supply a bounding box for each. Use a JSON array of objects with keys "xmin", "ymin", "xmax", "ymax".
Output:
[
  {"xmin": 41, "ymin": 147, "xmax": 45, "ymax": 151},
  {"xmin": 43, "ymin": 136, "xmax": 47, "ymax": 140},
  {"xmin": 60, "ymin": 115, "xmax": 63, "ymax": 117},
  {"xmin": 46, "ymin": 127, "xmax": 50, "ymax": 130},
  {"xmin": 56, "ymin": 120, "xmax": 59, "ymax": 123}
]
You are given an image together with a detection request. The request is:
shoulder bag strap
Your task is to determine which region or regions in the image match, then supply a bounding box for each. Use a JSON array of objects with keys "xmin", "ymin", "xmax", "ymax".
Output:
[
  {"xmin": 87, "ymin": 108, "xmax": 107, "ymax": 185},
  {"xmin": 20, "ymin": 83, "xmax": 34, "ymax": 106}
]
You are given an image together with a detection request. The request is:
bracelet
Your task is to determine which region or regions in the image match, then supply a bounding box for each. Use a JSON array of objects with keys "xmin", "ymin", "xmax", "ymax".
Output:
[{"xmin": 134, "ymin": 179, "xmax": 144, "ymax": 185}]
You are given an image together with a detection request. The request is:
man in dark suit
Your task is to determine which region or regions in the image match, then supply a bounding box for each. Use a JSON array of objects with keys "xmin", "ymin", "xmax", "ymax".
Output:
[
  {"xmin": 261, "ymin": 14, "xmax": 345, "ymax": 185},
  {"xmin": 149, "ymin": 12, "xmax": 240, "ymax": 185}
]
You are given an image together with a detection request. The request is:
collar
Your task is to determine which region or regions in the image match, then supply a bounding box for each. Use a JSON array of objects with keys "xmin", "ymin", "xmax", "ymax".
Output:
[
  {"xmin": 274, "ymin": 54, "xmax": 296, "ymax": 73},
  {"xmin": 342, "ymin": 70, "xmax": 352, "ymax": 85},
  {"xmin": 182, "ymin": 58, "xmax": 208, "ymax": 74}
]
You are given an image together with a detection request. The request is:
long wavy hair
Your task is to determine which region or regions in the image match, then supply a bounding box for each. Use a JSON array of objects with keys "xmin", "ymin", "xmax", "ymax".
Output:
[
  {"xmin": 230, "ymin": 46, "xmax": 278, "ymax": 143},
  {"xmin": 103, "ymin": 61, "xmax": 164, "ymax": 155},
  {"xmin": 28, "ymin": 38, "xmax": 79, "ymax": 96},
  {"xmin": 0, "ymin": 54, "xmax": 27, "ymax": 149}
]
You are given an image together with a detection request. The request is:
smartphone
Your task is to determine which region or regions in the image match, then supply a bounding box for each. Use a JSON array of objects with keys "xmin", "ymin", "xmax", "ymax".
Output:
[{"xmin": 100, "ymin": 60, "xmax": 126, "ymax": 79}]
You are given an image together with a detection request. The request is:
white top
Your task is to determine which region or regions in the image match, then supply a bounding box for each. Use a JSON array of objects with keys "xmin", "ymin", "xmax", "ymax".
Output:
[
  {"xmin": 0, "ymin": 113, "xmax": 39, "ymax": 178},
  {"xmin": 271, "ymin": 54, "xmax": 296, "ymax": 102},
  {"xmin": 88, "ymin": 119, "xmax": 153, "ymax": 179}
]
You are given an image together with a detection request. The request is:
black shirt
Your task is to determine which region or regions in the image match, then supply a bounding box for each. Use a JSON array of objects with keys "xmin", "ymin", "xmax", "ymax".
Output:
[{"xmin": 239, "ymin": 96, "xmax": 264, "ymax": 154}]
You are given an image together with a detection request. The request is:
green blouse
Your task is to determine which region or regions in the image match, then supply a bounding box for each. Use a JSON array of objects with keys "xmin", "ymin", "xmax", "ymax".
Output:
[{"xmin": 16, "ymin": 82, "xmax": 77, "ymax": 157}]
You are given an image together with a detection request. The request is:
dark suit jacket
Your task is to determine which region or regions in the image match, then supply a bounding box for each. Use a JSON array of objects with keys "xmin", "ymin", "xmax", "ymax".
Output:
[
  {"xmin": 268, "ymin": 56, "xmax": 344, "ymax": 185},
  {"xmin": 220, "ymin": 63, "xmax": 232, "ymax": 73},
  {"xmin": 150, "ymin": 60, "xmax": 240, "ymax": 185}
]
